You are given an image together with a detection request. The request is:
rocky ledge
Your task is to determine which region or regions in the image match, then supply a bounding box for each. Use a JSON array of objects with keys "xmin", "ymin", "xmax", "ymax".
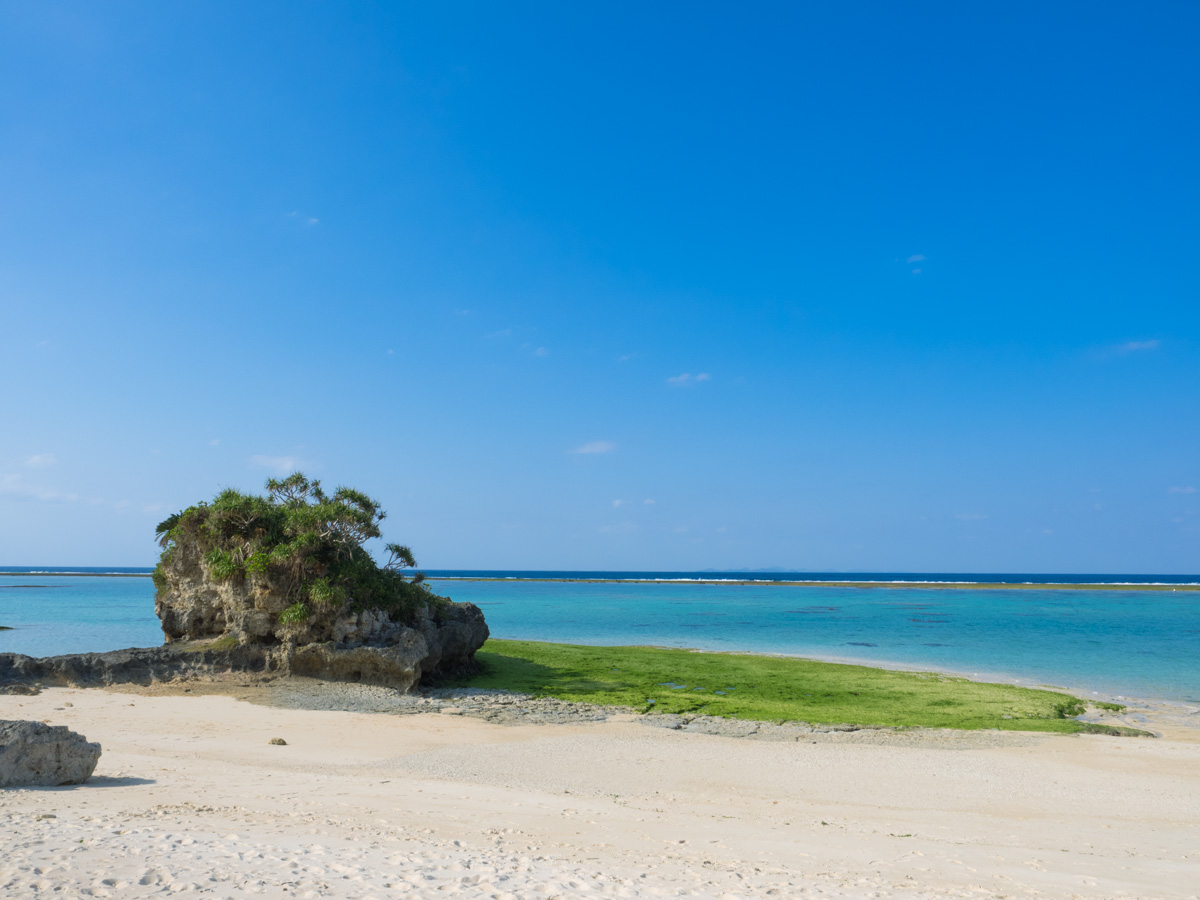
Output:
[{"xmin": 0, "ymin": 602, "xmax": 486, "ymax": 695}]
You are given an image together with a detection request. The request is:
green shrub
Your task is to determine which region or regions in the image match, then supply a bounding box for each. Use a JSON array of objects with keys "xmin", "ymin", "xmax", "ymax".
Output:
[
  {"xmin": 151, "ymin": 564, "xmax": 168, "ymax": 594},
  {"xmin": 279, "ymin": 602, "xmax": 311, "ymax": 624},
  {"xmin": 204, "ymin": 548, "xmax": 240, "ymax": 581},
  {"xmin": 244, "ymin": 551, "xmax": 272, "ymax": 575}
]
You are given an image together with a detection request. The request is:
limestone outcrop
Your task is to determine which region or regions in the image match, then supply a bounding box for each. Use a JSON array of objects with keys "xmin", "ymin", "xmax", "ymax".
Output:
[
  {"xmin": 3, "ymin": 475, "xmax": 488, "ymax": 693},
  {"xmin": 0, "ymin": 720, "xmax": 102, "ymax": 787},
  {"xmin": 152, "ymin": 531, "xmax": 488, "ymax": 690}
]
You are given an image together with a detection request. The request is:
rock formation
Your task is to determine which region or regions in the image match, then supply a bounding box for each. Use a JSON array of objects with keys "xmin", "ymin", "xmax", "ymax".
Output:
[
  {"xmin": 0, "ymin": 720, "xmax": 102, "ymax": 787},
  {"xmin": 152, "ymin": 528, "xmax": 488, "ymax": 691},
  {"xmin": 0, "ymin": 475, "xmax": 488, "ymax": 694}
]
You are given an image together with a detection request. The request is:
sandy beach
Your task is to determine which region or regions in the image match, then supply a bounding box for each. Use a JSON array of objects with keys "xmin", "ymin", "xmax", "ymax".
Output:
[{"xmin": 2, "ymin": 684, "xmax": 1198, "ymax": 900}]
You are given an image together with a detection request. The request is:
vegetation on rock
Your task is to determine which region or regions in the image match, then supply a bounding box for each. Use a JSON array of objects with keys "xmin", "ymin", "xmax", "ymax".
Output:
[{"xmin": 154, "ymin": 473, "xmax": 437, "ymax": 626}]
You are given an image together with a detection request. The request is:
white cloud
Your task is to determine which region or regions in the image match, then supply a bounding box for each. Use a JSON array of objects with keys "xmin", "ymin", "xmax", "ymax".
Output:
[
  {"xmin": 570, "ymin": 441, "xmax": 616, "ymax": 455},
  {"xmin": 906, "ymin": 254, "xmax": 926, "ymax": 263},
  {"xmin": 1169, "ymin": 486, "xmax": 1197, "ymax": 494},
  {"xmin": 249, "ymin": 454, "xmax": 305, "ymax": 474},
  {"xmin": 955, "ymin": 513, "xmax": 987, "ymax": 521},
  {"xmin": 911, "ymin": 268, "xmax": 923, "ymax": 276},
  {"xmin": 617, "ymin": 353, "xmax": 642, "ymax": 362},
  {"xmin": 667, "ymin": 372, "xmax": 711, "ymax": 386},
  {"xmin": 209, "ymin": 439, "xmax": 220, "ymax": 447},
  {"xmin": 288, "ymin": 211, "xmax": 319, "ymax": 226},
  {"xmin": 142, "ymin": 503, "xmax": 165, "ymax": 514},
  {"xmin": 643, "ymin": 498, "xmax": 655, "ymax": 505},
  {"xmin": 534, "ymin": 347, "xmax": 548, "ymax": 357},
  {"xmin": 486, "ymin": 327, "xmax": 513, "ymax": 339},
  {"xmin": 612, "ymin": 499, "xmax": 625, "ymax": 508},
  {"xmin": 25, "ymin": 454, "xmax": 55, "ymax": 467},
  {"xmin": 672, "ymin": 525, "xmax": 690, "ymax": 534},
  {"xmin": 1117, "ymin": 339, "xmax": 1160, "ymax": 354}
]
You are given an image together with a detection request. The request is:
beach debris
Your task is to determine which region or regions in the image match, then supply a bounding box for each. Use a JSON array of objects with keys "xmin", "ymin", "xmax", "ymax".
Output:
[
  {"xmin": 0, "ymin": 719, "xmax": 101, "ymax": 787},
  {"xmin": 268, "ymin": 737, "xmax": 288, "ymax": 746}
]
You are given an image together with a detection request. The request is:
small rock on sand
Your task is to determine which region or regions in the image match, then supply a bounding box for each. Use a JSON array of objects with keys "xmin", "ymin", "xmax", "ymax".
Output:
[{"xmin": 0, "ymin": 719, "xmax": 102, "ymax": 787}]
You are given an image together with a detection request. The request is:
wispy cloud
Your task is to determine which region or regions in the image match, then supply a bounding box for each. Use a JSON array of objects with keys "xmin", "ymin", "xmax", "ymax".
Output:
[
  {"xmin": 534, "ymin": 346, "xmax": 548, "ymax": 357},
  {"xmin": 617, "ymin": 352, "xmax": 643, "ymax": 362},
  {"xmin": 1169, "ymin": 486, "xmax": 1197, "ymax": 494},
  {"xmin": 643, "ymin": 498, "xmax": 655, "ymax": 505},
  {"xmin": 1116, "ymin": 339, "xmax": 1160, "ymax": 354},
  {"xmin": 570, "ymin": 441, "xmax": 616, "ymax": 455},
  {"xmin": 955, "ymin": 513, "xmax": 987, "ymax": 521},
  {"xmin": 0, "ymin": 474, "xmax": 80, "ymax": 503},
  {"xmin": 208, "ymin": 439, "xmax": 220, "ymax": 447},
  {"xmin": 25, "ymin": 453, "xmax": 56, "ymax": 468},
  {"xmin": 288, "ymin": 210, "xmax": 319, "ymax": 226},
  {"xmin": 666, "ymin": 372, "xmax": 711, "ymax": 387},
  {"xmin": 249, "ymin": 454, "xmax": 306, "ymax": 474},
  {"xmin": 612, "ymin": 499, "xmax": 625, "ymax": 508},
  {"xmin": 906, "ymin": 254, "xmax": 926, "ymax": 263},
  {"xmin": 486, "ymin": 327, "xmax": 513, "ymax": 339}
]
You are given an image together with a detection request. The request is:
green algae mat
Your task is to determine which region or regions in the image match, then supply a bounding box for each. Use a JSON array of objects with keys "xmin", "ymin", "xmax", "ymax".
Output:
[{"xmin": 458, "ymin": 639, "xmax": 1133, "ymax": 734}]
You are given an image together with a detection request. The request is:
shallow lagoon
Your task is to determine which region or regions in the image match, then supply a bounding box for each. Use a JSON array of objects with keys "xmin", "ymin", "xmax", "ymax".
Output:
[
  {"xmin": 435, "ymin": 579, "xmax": 1200, "ymax": 703},
  {"xmin": 1, "ymin": 574, "xmax": 1197, "ymax": 703}
]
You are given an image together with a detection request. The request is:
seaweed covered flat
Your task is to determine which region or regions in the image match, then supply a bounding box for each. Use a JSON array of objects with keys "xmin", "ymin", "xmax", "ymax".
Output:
[{"xmin": 450, "ymin": 639, "xmax": 1145, "ymax": 734}]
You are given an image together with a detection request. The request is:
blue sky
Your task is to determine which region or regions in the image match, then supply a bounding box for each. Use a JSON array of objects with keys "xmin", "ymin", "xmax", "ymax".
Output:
[{"xmin": 1, "ymin": 2, "xmax": 1197, "ymax": 572}]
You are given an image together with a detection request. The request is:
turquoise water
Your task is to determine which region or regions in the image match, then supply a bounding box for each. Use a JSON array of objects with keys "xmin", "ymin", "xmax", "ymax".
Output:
[
  {"xmin": 0, "ymin": 576, "xmax": 163, "ymax": 657},
  {"xmin": 2, "ymin": 574, "xmax": 1198, "ymax": 703}
]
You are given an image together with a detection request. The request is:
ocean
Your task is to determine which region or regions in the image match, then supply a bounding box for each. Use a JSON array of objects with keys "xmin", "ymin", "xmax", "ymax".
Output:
[{"xmin": 2, "ymin": 568, "xmax": 1198, "ymax": 703}]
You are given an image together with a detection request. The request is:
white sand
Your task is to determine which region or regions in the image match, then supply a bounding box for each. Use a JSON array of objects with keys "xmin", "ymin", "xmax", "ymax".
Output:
[{"xmin": 2, "ymin": 686, "xmax": 1199, "ymax": 899}]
